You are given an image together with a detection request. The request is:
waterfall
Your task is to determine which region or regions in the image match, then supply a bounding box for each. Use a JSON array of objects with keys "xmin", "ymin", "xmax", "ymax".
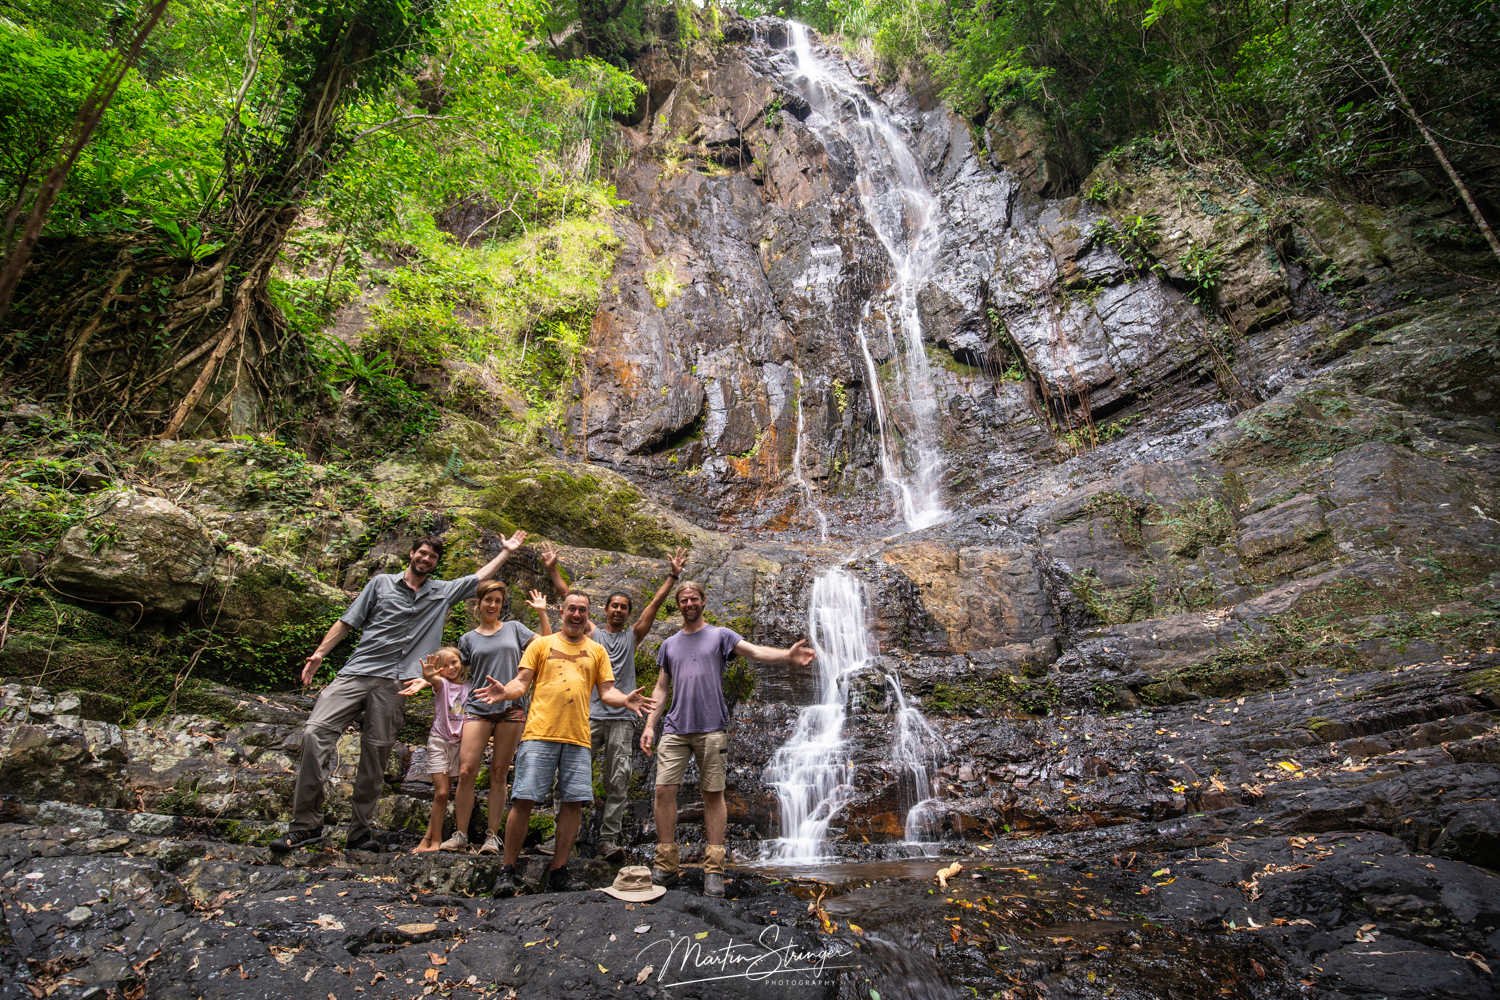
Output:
[
  {"xmin": 763, "ymin": 567, "xmax": 944, "ymax": 860},
  {"xmin": 889, "ymin": 672, "xmax": 944, "ymax": 848},
  {"xmin": 762, "ymin": 569, "xmax": 865, "ymax": 861},
  {"xmin": 785, "ymin": 21, "xmax": 949, "ymax": 532}
]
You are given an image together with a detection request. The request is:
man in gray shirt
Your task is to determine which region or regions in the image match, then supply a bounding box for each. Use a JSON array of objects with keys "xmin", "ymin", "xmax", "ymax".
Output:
[
  {"xmin": 543, "ymin": 543, "xmax": 687, "ymax": 862},
  {"xmin": 271, "ymin": 531, "xmax": 526, "ymax": 853}
]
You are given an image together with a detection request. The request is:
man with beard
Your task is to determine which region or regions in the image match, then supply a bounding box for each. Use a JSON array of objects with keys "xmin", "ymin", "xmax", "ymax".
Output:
[
  {"xmin": 541, "ymin": 542, "xmax": 688, "ymax": 862},
  {"xmin": 271, "ymin": 531, "xmax": 526, "ymax": 854},
  {"xmin": 641, "ymin": 580, "xmax": 815, "ymax": 897}
]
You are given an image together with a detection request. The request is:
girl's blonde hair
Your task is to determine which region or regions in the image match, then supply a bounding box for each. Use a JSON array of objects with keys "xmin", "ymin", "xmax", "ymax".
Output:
[{"xmin": 433, "ymin": 645, "xmax": 467, "ymax": 683}]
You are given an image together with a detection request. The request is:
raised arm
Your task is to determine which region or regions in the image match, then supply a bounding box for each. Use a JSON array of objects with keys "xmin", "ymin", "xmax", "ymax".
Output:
[
  {"xmin": 732, "ymin": 637, "xmax": 816, "ymax": 668},
  {"xmin": 632, "ymin": 546, "xmax": 689, "ymax": 642},
  {"xmin": 526, "ymin": 589, "xmax": 553, "ymax": 636},
  {"xmin": 474, "ymin": 530, "xmax": 528, "ymax": 582},
  {"xmin": 539, "ymin": 541, "xmax": 570, "ymax": 597},
  {"xmin": 301, "ymin": 620, "xmax": 353, "ymax": 686}
]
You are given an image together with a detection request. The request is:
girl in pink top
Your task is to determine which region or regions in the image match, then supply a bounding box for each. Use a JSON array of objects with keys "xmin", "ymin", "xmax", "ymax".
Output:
[{"xmin": 407, "ymin": 647, "xmax": 470, "ymax": 853}]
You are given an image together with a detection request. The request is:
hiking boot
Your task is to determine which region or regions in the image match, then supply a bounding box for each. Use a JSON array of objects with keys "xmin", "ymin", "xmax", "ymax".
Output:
[
  {"xmin": 269, "ymin": 826, "xmax": 323, "ymax": 853},
  {"xmin": 544, "ymin": 865, "xmax": 571, "ymax": 892},
  {"xmin": 478, "ymin": 833, "xmax": 501, "ymax": 855},
  {"xmin": 345, "ymin": 829, "xmax": 387, "ymax": 853},
  {"xmin": 650, "ymin": 842, "xmax": 680, "ymax": 886},
  {"xmin": 493, "ymin": 864, "xmax": 521, "ymax": 897},
  {"xmin": 438, "ymin": 830, "xmax": 469, "ymax": 852},
  {"xmin": 703, "ymin": 843, "xmax": 727, "ymax": 898},
  {"xmin": 598, "ymin": 840, "xmax": 626, "ymax": 863}
]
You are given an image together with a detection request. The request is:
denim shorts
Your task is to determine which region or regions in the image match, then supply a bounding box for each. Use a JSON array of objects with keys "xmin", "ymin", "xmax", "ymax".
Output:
[{"xmin": 510, "ymin": 739, "xmax": 593, "ymax": 803}]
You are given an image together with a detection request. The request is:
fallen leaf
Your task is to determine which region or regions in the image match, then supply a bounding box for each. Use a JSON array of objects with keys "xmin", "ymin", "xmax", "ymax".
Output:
[
  {"xmin": 423, "ymin": 968, "xmax": 438, "ymax": 983},
  {"xmin": 398, "ymin": 923, "xmax": 437, "ymax": 936},
  {"xmin": 598, "ymin": 963, "xmax": 609, "ymax": 974},
  {"xmin": 848, "ymin": 922, "xmax": 864, "ymax": 935},
  {"xmin": 427, "ymin": 953, "xmax": 446, "ymax": 966},
  {"xmin": 694, "ymin": 931, "xmax": 709, "ymax": 941},
  {"xmin": 633, "ymin": 924, "xmax": 651, "ymax": 934},
  {"xmin": 635, "ymin": 966, "xmax": 653, "ymax": 985},
  {"xmin": 310, "ymin": 914, "xmax": 344, "ymax": 931}
]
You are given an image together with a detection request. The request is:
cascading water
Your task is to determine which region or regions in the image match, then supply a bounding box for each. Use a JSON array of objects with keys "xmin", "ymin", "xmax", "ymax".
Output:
[
  {"xmin": 763, "ymin": 566, "xmax": 947, "ymax": 860},
  {"xmin": 762, "ymin": 22, "xmax": 951, "ymax": 863},
  {"xmin": 762, "ymin": 569, "xmax": 867, "ymax": 861},
  {"xmin": 786, "ymin": 21, "xmax": 948, "ymax": 533}
]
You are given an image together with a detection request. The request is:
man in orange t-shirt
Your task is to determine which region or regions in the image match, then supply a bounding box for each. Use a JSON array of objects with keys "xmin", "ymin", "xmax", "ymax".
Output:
[{"xmin": 476, "ymin": 591, "xmax": 653, "ymax": 894}]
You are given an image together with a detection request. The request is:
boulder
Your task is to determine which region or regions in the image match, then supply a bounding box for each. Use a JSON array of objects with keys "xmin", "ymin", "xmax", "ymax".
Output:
[{"xmin": 46, "ymin": 490, "xmax": 216, "ymax": 615}]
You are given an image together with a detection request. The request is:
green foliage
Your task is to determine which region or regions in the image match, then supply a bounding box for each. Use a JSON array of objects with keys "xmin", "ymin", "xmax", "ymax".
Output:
[
  {"xmin": 784, "ymin": 0, "xmax": 1498, "ymax": 210},
  {"xmin": 1091, "ymin": 213, "xmax": 1163, "ymax": 272},
  {"xmin": 1177, "ymin": 241, "xmax": 1224, "ymax": 307}
]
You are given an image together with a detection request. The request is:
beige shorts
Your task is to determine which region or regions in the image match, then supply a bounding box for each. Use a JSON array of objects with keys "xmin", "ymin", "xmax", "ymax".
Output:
[
  {"xmin": 655, "ymin": 731, "xmax": 727, "ymax": 792},
  {"xmin": 426, "ymin": 734, "xmax": 462, "ymax": 777}
]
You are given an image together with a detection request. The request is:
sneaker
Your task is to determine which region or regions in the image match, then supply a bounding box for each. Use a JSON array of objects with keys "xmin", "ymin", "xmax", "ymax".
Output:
[
  {"xmin": 493, "ymin": 864, "xmax": 520, "ymax": 897},
  {"xmin": 598, "ymin": 841, "xmax": 626, "ymax": 863},
  {"xmin": 544, "ymin": 865, "xmax": 571, "ymax": 892},
  {"xmin": 478, "ymin": 833, "xmax": 501, "ymax": 855},
  {"xmin": 345, "ymin": 829, "xmax": 385, "ymax": 853},
  {"xmin": 703, "ymin": 871, "xmax": 725, "ymax": 898},
  {"xmin": 269, "ymin": 826, "xmax": 323, "ymax": 853},
  {"xmin": 438, "ymin": 830, "xmax": 469, "ymax": 852}
]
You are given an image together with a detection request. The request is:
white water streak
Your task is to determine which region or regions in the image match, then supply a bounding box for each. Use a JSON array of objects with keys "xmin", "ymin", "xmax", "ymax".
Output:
[{"xmin": 787, "ymin": 22, "xmax": 948, "ymax": 531}]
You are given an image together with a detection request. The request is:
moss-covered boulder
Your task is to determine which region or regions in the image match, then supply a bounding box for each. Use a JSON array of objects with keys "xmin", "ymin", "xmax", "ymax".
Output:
[{"xmin": 46, "ymin": 490, "xmax": 216, "ymax": 615}]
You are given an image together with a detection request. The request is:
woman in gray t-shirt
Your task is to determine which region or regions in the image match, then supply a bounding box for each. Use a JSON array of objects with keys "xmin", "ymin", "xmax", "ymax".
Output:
[{"xmin": 439, "ymin": 579, "xmax": 548, "ymax": 853}]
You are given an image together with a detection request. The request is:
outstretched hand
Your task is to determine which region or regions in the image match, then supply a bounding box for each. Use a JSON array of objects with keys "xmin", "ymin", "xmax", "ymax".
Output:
[
  {"xmin": 300, "ymin": 654, "xmax": 322, "ymax": 687},
  {"xmin": 474, "ymin": 676, "xmax": 508, "ymax": 705},
  {"xmin": 526, "ymin": 588, "xmax": 548, "ymax": 612},
  {"xmin": 788, "ymin": 638, "xmax": 816, "ymax": 668},
  {"xmin": 621, "ymin": 686, "xmax": 657, "ymax": 719},
  {"xmin": 399, "ymin": 677, "xmax": 429, "ymax": 697},
  {"xmin": 502, "ymin": 530, "xmax": 527, "ymax": 553},
  {"xmin": 668, "ymin": 546, "xmax": 688, "ymax": 578},
  {"xmin": 538, "ymin": 541, "xmax": 559, "ymax": 569}
]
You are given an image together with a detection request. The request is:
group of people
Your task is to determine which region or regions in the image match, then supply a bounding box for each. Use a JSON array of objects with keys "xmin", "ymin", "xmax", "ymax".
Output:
[{"xmin": 270, "ymin": 534, "xmax": 815, "ymax": 899}]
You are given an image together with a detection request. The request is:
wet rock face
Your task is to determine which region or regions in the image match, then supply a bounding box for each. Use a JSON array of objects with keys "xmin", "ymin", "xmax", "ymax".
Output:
[{"xmin": 574, "ymin": 18, "xmax": 1288, "ymax": 529}]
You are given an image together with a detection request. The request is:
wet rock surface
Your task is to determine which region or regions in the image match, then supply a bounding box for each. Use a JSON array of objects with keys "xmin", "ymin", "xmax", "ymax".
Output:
[{"xmin": 5, "ymin": 14, "xmax": 1499, "ymax": 1000}]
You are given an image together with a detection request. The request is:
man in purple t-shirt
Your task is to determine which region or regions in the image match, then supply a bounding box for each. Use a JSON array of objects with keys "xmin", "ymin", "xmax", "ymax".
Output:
[{"xmin": 641, "ymin": 580, "xmax": 814, "ymax": 897}]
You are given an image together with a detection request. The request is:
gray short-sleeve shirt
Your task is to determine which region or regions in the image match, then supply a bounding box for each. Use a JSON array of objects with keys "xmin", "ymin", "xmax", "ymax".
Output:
[
  {"xmin": 338, "ymin": 572, "xmax": 479, "ymax": 680},
  {"xmin": 460, "ymin": 621, "xmax": 537, "ymax": 717},
  {"xmin": 590, "ymin": 627, "xmax": 638, "ymax": 723}
]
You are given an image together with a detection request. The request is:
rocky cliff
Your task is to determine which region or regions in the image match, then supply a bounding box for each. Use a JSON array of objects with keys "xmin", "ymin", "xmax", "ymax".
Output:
[{"xmin": 1, "ymin": 15, "xmax": 1497, "ymax": 1000}]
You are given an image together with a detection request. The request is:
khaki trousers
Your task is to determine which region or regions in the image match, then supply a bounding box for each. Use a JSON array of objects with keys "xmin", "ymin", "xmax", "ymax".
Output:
[
  {"xmin": 590, "ymin": 718, "xmax": 636, "ymax": 843},
  {"xmin": 289, "ymin": 673, "xmax": 403, "ymax": 837}
]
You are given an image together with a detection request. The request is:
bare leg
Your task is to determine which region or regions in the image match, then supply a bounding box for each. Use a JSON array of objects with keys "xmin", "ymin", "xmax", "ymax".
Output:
[
  {"xmin": 702, "ymin": 788, "xmax": 727, "ymax": 847},
  {"xmin": 415, "ymin": 773, "xmax": 451, "ymax": 852},
  {"xmin": 451, "ymin": 718, "xmax": 493, "ymax": 837},
  {"xmin": 551, "ymin": 801, "xmax": 583, "ymax": 869},
  {"xmin": 502, "ymin": 799, "xmax": 534, "ymax": 866},
  {"xmin": 487, "ymin": 721, "xmax": 524, "ymax": 835}
]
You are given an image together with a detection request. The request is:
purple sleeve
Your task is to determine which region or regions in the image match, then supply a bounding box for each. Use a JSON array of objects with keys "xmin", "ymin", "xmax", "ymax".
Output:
[
  {"xmin": 657, "ymin": 637, "xmax": 671, "ymax": 676},
  {"xmin": 719, "ymin": 627, "xmax": 745, "ymax": 660}
]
